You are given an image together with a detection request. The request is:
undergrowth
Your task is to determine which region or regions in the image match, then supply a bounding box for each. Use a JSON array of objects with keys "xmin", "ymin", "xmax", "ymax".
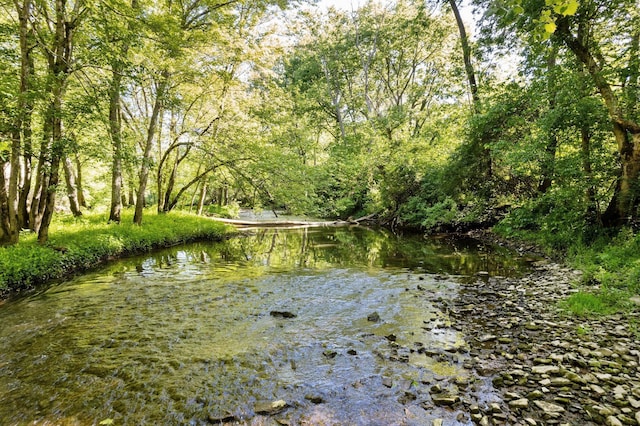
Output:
[{"xmin": 494, "ymin": 203, "xmax": 640, "ymax": 316}]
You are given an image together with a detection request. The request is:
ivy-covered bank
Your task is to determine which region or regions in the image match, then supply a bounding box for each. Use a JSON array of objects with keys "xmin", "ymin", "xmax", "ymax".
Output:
[{"xmin": 0, "ymin": 212, "xmax": 232, "ymax": 297}]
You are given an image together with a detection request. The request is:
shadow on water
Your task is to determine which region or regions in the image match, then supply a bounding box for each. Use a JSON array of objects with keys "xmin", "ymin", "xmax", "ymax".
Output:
[{"xmin": 0, "ymin": 227, "xmax": 533, "ymax": 425}]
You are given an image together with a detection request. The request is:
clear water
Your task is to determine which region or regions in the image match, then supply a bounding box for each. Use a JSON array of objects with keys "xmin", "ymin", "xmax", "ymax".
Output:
[{"xmin": 0, "ymin": 227, "xmax": 531, "ymax": 425}]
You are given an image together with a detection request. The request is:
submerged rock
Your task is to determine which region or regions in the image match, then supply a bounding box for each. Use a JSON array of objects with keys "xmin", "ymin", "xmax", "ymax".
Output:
[
  {"xmin": 255, "ymin": 399, "xmax": 288, "ymax": 415},
  {"xmin": 367, "ymin": 311, "xmax": 381, "ymax": 322},
  {"xmin": 270, "ymin": 310, "xmax": 297, "ymax": 318}
]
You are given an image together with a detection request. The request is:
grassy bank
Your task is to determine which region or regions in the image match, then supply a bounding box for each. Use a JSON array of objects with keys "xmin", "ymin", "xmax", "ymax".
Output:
[
  {"xmin": 0, "ymin": 211, "xmax": 232, "ymax": 297},
  {"xmin": 493, "ymin": 220, "xmax": 640, "ymax": 316}
]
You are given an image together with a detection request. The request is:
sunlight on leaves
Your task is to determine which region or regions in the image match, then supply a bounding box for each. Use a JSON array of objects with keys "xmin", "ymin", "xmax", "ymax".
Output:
[{"xmin": 99, "ymin": 419, "xmax": 114, "ymax": 425}]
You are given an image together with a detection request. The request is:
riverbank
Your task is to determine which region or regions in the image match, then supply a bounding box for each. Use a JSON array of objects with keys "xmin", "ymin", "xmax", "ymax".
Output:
[
  {"xmin": 0, "ymin": 211, "xmax": 232, "ymax": 299},
  {"xmin": 422, "ymin": 260, "xmax": 640, "ymax": 425}
]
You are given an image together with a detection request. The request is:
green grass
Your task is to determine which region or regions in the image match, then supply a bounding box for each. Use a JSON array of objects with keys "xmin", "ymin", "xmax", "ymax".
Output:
[
  {"xmin": 560, "ymin": 291, "xmax": 621, "ymax": 316},
  {"xmin": 0, "ymin": 210, "xmax": 233, "ymax": 295}
]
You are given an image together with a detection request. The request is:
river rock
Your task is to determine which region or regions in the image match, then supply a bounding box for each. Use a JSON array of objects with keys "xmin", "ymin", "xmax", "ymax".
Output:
[
  {"xmin": 509, "ymin": 398, "xmax": 529, "ymax": 409},
  {"xmin": 534, "ymin": 400, "xmax": 565, "ymax": 416},
  {"xmin": 605, "ymin": 416, "xmax": 623, "ymax": 426},
  {"xmin": 255, "ymin": 399, "xmax": 288, "ymax": 415},
  {"xmin": 431, "ymin": 394, "xmax": 460, "ymax": 406},
  {"xmin": 367, "ymin": 311, "xmax": 381, "ymax": 322},
  {"xmin": 532, "ymin": 365, "xmax": 560, "ymax": 375},
  {"xmin": 322, "ymin": 349, "xmax": 337, "ymax": 358},
  {"xmin": 270, "ymin": 311, "xmax": 296, "ymax": 318},
  {"xmin": 549, "ymin": 377, "xmax": 573, "ymax": 387}
]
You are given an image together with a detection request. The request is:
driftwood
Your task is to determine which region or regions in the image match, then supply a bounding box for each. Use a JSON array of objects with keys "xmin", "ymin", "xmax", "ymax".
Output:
[
  {"xmin": 209, "ymin": 212, "xmax": 379, "ymax": 229},
  {"xmin": 208, "ymin": 217, "xmax": 352, "ymax": 228}
]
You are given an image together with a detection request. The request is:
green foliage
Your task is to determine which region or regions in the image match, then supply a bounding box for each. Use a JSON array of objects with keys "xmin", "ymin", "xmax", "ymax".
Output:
[
  {"xmin": 495, "ymin": 187, "xmax": 589, "ymax": 250},
  {"xmin": 569, "ymin": 229, "xmax": 640, "ymax": 296},
  {"xmin": 0, "ymin": 211, "xmax": 231, "ymax": 294},
  {"xmin": 560, "ymin": 291, "xmax": 622, "ymax": 316},
  {"xmin": 399, "ymin": 196, "xmax": 458, "ymax": 230},
  {"xmin": 206, "ymin": 202, "xmax": 240, "ymax": 219}
]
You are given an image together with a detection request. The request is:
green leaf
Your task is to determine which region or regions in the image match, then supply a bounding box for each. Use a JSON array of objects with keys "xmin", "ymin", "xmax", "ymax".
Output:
[
  {"xmin": 544, "ymin": 22, "xmax": 557, "ymax": 33},
  {"xmin": 99, "ymin": 419, "xmax": 114, "ymax": 425},
  {"xmin": 563, "ymin": 0, "xmax": 579, "ymax": 15}
]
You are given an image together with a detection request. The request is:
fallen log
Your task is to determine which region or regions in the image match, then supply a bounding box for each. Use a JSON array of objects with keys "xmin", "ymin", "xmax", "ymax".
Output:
[{"xmin": 208, "ymin": 217, "xmax": 351, "ymax": 228}]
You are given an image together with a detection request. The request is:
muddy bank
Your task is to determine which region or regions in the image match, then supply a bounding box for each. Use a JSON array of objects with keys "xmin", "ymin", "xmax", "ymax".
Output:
[{"xmin": 424, "ymin": 260, "xmax": 640, "ymax": 425}]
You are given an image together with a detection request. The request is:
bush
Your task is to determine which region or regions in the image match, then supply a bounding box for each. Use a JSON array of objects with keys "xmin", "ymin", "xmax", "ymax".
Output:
[{"xmin": 398, "ymin": 196, "xmax": 458, "ymax": 230}]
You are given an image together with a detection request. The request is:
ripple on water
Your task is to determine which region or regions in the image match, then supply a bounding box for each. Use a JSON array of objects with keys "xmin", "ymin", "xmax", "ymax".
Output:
[{"xmin": 0, "ymin": 227, "xmax": 531, "ymax": 425}]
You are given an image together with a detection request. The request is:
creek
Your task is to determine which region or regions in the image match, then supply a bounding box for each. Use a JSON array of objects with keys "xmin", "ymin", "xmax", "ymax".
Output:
[{"xmin": 0, "ymin": 227, "xmax": 534, "ymax": 425}]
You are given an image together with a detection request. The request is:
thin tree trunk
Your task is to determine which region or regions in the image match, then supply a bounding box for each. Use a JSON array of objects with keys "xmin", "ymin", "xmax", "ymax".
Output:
[
  {"xmin": 108, "ymin": 0, "xmax": 138, "ymax": 223},
  {"xmin": 448, "ymin": 0, "xmax": 479, "ymax": 111},
  {"xmin": 580, "ymin": 127, "xmax": 598, "ymax": 222},
  {"xmin": 162, "ymin": 156, "xmax": 179, "ymax": 212},
  {"xmin": 29, "ymin": 159, "xmax": 44, "ymax": 232},
  {"xmin": 538, "ymin": 46, "xmax": 559, "ymax": 194},
  {"xmin": 0, "ymin": 163, "xmax": 12, "ymax": 244},
  {"xmin": 134, "ymin": 71, "xmax": 169, "ymax": 225},
  {"xmin": 449, "ymin": 0, "xmax": 492, "ymax": 184},
  {"xmin": 109, "ymin": 67, "xmax": 125, "ymax": 222},
  {"xmin": 128, "ymin": 186, "xmax": 135, "ymax": 206},
  {"xmin": 38, "ymin": 83, "xmax": 65, "ymax": 244},
  {"xmin": 63, "ymin": 156, "xmax": 82, "ymax": 216},
  {"xmin": 320, "ymin": 57, "xmax": 346, "ymax": 139},
  {"xmin": 197, "ymin": 181, "xmax": 207, "ymax": 215},
  {"xmin": 75, "ymin": 153, "xmax": 86, "ymax": 207}
]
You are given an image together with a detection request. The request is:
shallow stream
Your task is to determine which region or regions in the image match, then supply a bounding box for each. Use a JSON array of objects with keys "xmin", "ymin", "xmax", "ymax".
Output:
[{"xmin": 0, "ymin": 227, "xmax": 533, "ymax": 425}]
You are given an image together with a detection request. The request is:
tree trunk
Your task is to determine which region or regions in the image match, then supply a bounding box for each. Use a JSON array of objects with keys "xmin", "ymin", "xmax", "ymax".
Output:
[
  {"xmin": 162, "ymin": 157, "xmax": 179, "ymax": 213},
  {"xmin": 197, "ymin": 181, "xmax": 207, "ymax": 215},
  {"xmin": 449, "ymin": 0, "xmax": 492, "ymax": 184},
  {"xmin": 128, "ymin": 186, "xmax": 135, "ymax": 206},
  {"xmin": 320, "ymin": 57, "xmax": 346, "ymax": 139},
  {"xmin": 75, "ymin": 153, "xmax": 86, "ymax": 207},
  {"xmin": 558, "ymin": 18, "xmax": 640, "ymax": 226},
  {"xmin": 63, "ymin": 156, "xmax": 82, "ymax": 216},
  {"xmin": 602, "ymin": 128, "xmax": 640, "ymax": 225},
  {"xmin": 134, "ymin": 71, "xmax": 169, "ymax": 225},
  {"xmin": 448, "ymin": 0, "xmax": 479, "ymax": 111},
  {"xmin": 580, "ymin": 126, "xmax": 599, "ymax": 223},
  {"xmin": 5, "ymin": 0, "xmax": 36, "ymax": 243},
  {"xmin": 108, "ymin": 0, "xmax": 138, "ymax": 223},
  {"xmin": 538, "ymin": 46, "xmax": 559, "ymax": 194},
  {"xmin": 29, "ymin": 159, "xmax": 44, "ymax": 233},
  {"xmin": 38, "ymin": 85, "xmax": 64, "ymax": 244},
  {"xmin": 0, "ymin": 163, "xmax": 12, "ymax": 245},
  {"xmin": 36, "ymin": 0, "xmax": 85, "ymax": 244},
  {"xmin": 109, "ymin": 68, "xmax": 124, "ymax": 222}
]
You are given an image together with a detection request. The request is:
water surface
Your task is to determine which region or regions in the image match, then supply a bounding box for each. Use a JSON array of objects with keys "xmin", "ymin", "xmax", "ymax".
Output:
[{"xmin": 0, "ymin": 227, "xmax": 531, "ymax": 425}]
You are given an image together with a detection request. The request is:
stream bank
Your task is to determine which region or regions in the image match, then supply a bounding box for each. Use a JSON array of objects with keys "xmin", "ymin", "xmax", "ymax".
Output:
[{"xmin": 425, "ymin": 259, "xmax": 640, "ymax": 425}]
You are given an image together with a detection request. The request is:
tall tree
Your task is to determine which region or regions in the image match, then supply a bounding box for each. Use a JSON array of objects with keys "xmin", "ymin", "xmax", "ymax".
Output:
[{"xmin": 29, "ymin": 0, "xmax": 87, "ymax": 242}]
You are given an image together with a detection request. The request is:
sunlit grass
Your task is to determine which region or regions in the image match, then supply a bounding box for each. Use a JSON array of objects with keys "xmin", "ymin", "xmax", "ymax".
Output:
[
  {"xmin": 0, "ymin": 210, "xmax": 232, "ymax": 294},
  {"xmin": 560, "ymin": 290, "xmax": 628, "ymax": 316}
]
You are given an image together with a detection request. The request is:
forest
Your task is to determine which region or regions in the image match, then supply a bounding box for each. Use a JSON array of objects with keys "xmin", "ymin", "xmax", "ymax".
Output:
[{"xmin": 1, "ymin": 0, "xmax": 639, "ymax": 306}]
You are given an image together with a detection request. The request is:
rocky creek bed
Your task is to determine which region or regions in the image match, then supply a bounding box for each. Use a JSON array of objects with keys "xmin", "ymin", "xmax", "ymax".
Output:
[{"xmin": 421, "ymin": 260, "xmax": 640, "ymax": 426}]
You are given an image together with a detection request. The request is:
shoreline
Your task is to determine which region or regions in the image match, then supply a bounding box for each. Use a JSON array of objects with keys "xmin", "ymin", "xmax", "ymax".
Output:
[{"xmin": 424, "ymin": 260, "xmax": 640, "ymax": 425}]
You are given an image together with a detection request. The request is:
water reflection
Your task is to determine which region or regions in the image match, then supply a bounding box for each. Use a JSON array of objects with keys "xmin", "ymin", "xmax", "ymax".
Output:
[
  {"xmin": 205, "ymin": 227, "xmax": 528, "ymax": 277},
  {"xmin": 0, "ymin": 228, "xmax": 530, "ymax": 425}
]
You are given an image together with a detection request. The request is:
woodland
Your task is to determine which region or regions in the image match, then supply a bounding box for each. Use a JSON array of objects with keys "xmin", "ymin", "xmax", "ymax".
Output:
[{"xmin": 1, "ymin": 0, "xmax": 640, "ymax": 307}]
